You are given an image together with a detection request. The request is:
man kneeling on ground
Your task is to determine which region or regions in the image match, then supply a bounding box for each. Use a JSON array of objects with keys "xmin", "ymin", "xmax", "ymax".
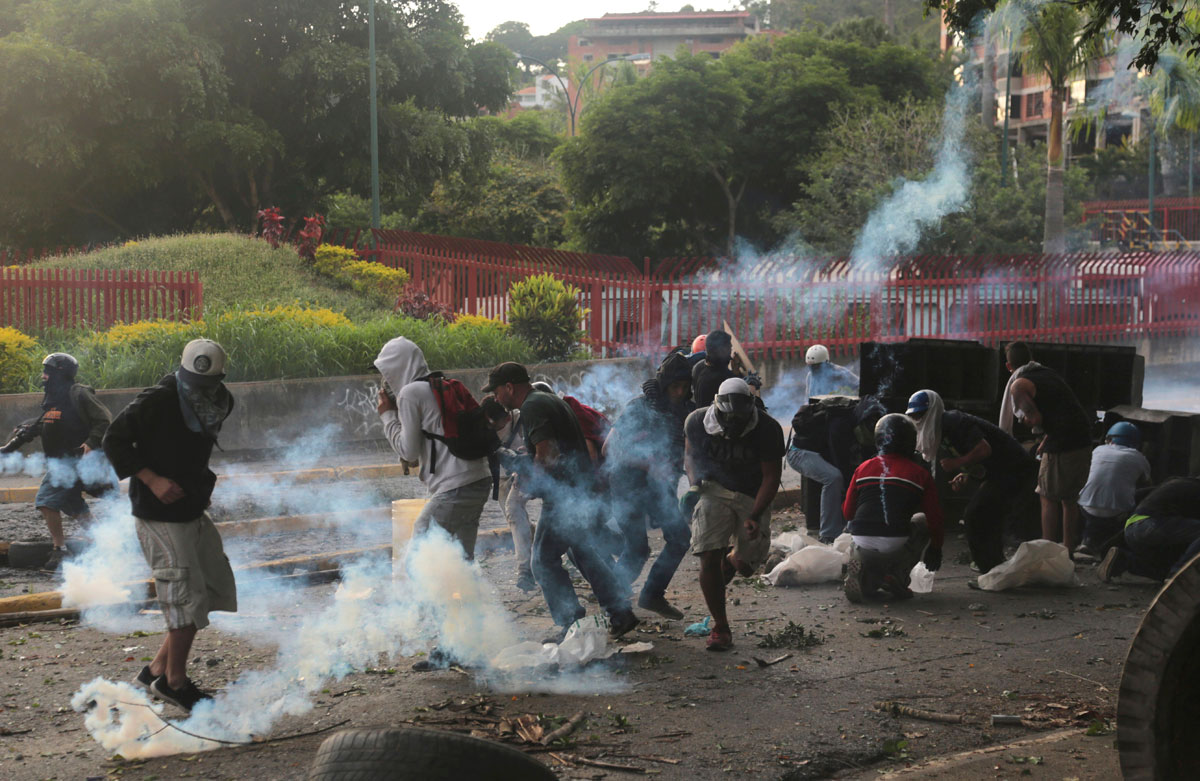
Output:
[
  {"xmin": 683, "ymin": 378, "xmax": 784, "ymax": 651},
  {"xmin": 843, "ymin": 414, "xmax": 944, "ymax": 602},
  {"xmin": 1099, "ymin": 477, "xmax": 1200, "ymax": 583}
]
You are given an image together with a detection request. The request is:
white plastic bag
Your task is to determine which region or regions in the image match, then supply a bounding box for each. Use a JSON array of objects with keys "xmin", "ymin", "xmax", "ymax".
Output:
[
  {"xmin": 765, "ymin": 545, "xmax": 846, "ymax": 586},
  {"xmin": 772, "ymin": 531, "xmax": 820, "ymax": 554},
  {"xmin": 909, "ymin": 562, "xmax": 935, "ymax": 593},
  {"xmin": 490, "ymin": 616, "xmax": 655, "ymax": 671},
  {"xmin": 976, "ymin": 540, "xmax": 1079, "ymax": 591},
  {"xmin": 490, "ymin": 641, "xmax": 558, "ymax": 671},
  {"xmin": 555, "ymin": 616, "xmax": 611, "ymax": 664}
]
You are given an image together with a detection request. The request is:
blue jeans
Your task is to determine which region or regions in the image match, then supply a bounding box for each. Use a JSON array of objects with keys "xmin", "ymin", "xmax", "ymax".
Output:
[
  {"xmin": 608, "ymin": 465, "xmax": 691, "ymax": 600},
  {"xmin": 1125, "ymin": 515, "xmax": 1200, "ymax": 581},
  {"xmin": 532, "ymin": 477, "xmax": 631, "ymax": 627},
  {"xmin": 786, "ymin": 447, "xmax": 844, "ymax": 539}
]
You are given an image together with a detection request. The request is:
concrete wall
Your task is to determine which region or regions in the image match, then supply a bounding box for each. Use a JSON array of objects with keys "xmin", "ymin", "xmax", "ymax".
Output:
[{"xmin": 0, "ymin": 357, "xmax": 650, "ymax": 457}]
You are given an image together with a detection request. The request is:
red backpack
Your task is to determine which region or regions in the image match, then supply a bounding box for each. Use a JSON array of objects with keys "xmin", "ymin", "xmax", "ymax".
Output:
[
  {"xmin": 563, "ymin": 395, "xmax": 611, "ymax": 457},
  {"xmin": 420, "ymin": 373, "xmax": 501, "ymax": 490}
]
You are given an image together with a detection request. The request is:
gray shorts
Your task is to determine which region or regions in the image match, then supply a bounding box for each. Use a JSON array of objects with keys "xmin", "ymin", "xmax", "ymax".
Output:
[
  {"xmin": 413, "ymin": 477, "xmax": 491, "ymax": 559},
  {"xmin": 688, "ymin": 481, "xmax": 771, "ymax": 568},
  {"xmin": 136, "ymin": 513, "xmax": 237, "ymax": 631}
]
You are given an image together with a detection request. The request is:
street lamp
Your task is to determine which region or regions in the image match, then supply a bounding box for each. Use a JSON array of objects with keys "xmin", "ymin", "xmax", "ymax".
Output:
[
  {"xmin": 368, "ymin": 0, "xmax": 380, "ymax": 233},
  {"xmin": 514, "ymin": 53, "xmax": 649, "ymax": 136}
]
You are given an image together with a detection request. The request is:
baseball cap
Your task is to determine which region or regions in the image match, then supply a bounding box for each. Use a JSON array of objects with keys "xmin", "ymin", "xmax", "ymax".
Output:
[{"xmin": 481, "ymin": 362, "xmax": 531, "ymax": 392}]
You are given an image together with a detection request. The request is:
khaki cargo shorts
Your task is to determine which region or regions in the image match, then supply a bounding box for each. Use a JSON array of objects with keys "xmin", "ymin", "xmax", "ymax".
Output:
[
  {"xmin": 688, "ymin": 481, "xmax": 771, "ymax": 568},
  {"xmin": 135, "ymin": 513, "xmax": 237, "ymax": 631},
  {"xmin": 1037, "ymin": 447, "xmax": 1091, "ymax": 502}
]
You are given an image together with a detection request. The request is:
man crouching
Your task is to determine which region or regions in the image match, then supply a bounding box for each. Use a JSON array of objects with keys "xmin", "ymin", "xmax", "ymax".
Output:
[
  {"xmin": 842, "ymin": 414, "xmax": 943, "ymax": 602},
  {"xmin": 683, "ymin": 378, "xmax": 784, "ymax": 651},
  {"xmin": 103, "ymin": 339, "xmax": 236, "ymax": 712}
]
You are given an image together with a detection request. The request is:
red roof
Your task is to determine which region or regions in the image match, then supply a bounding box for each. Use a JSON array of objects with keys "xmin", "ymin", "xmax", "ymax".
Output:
[
  {"xmin": 516, "ymin": 86, "xmax": 536, "ymax": 95},
  {"xmin": 589, "ymin": 11, "xmax": 752, "ymax": 22}
]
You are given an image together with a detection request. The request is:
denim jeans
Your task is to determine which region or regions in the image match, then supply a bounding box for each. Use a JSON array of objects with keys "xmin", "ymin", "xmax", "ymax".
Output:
[
  {"xmin": 786, "ymin": 447, "xmax": 844, "ymax": 539},
  {"xmin": 532, "ymin": 477, "xmax": 631, "ymax": 627},
  {"xmin": 1125, "ymin": 514, "xmax": 1200, "ymax": 580},
  {"xmin": 608, "ymin": 465, "xmax": 691, "ymax": 601}
]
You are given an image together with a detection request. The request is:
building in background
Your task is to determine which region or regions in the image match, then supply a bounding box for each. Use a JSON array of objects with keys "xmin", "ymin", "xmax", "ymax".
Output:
[{"xmin": 512, "ymin": 74, "xmax": 567, "ymax": 111}]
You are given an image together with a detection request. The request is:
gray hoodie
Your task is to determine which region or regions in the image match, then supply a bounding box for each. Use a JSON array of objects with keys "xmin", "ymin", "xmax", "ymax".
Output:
[{"xmin": 374, "ymin": 337, "xmax": 489, "ymax": 495}]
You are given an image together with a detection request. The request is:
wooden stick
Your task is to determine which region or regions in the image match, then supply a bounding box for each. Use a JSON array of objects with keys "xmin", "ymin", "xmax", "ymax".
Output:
[
  {"xmin": 541, "ymin": 711, "xmax": 585, "ymax": 745},
  {"xmin": 549, "ymin": 753, "xmax": 646, "ymax": 773},
  {"xmin": 875, "ymin": 700, "xmax": 968, "ymax": 724}
]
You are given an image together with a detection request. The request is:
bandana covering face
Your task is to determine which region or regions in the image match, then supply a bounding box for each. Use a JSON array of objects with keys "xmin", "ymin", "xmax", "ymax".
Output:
[
  {"xmin": 176, "ymin": 370, "xmax": 231, "ymax": 438},
  {"xmin": 703, "ymin": 403, "xmax": 759, "ymax": 438}
]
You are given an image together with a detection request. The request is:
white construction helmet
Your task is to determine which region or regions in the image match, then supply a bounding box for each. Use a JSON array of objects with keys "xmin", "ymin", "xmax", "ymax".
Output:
[
  {"xmin": 805, "ymin": 344, "xmax": 830, "ymax": 366},
  {"xmin": 181, "ymin": 339, "xmax": 227, "ymax": 378}
]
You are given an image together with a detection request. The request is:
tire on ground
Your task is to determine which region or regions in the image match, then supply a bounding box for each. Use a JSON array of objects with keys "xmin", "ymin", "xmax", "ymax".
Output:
[
  {"xmin": 7, "ymin": 541, "xmax": 53, "ymax": 570},
  {"xmin": 307, "ymin": 727, "xmax": 557, "ymax": 781},
  {"xmin": 1118, "ymin": 550, "xmax": 1200, "ymax": 780}
]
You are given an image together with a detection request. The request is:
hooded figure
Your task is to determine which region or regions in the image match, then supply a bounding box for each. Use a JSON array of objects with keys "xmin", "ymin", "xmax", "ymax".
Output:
[
  {"xmin": 693, "ymin": 330, "xmax": 736, "ymax": 407},
  {"xmin": 373, "ymin": 336, "xmax": 491, "ymax": 562},
  {"xmin": 906, "ymin": 389, "xmax": 946, "ymax": 473}
]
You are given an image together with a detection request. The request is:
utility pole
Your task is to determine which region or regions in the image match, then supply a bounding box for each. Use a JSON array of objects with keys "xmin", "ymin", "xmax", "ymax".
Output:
[
  {"xmin": 1001, "ymin": 30, "xmax": 1014, "ymax": 186},
  {"xmin": 369, "ymin": 0, "xmax": 381, "ymax": 233}
]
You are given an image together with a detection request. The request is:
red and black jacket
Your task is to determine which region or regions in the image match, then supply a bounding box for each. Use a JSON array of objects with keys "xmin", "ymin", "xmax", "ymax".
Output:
[{"xmin": 843, "ymin": 454, "xmax": 944, "ymax": 548}]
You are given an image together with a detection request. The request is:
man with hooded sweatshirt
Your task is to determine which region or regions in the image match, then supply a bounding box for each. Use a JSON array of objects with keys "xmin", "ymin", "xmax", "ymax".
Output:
[
  {"xmin": 604, "ymin": 351, "xmax": 695, "ymax": 620},
  {"xmin": 103, "ymin": 339, "xmax": 236, "ymax": 713},
  {"xmin": 485, "ymin": 362, "xmax": 639, "ymax": 643},
  {"xmin": 374, "ymin": 337, "xmax": 492, "ymax": 560},
  {"xmin": 683, "ymin": 377, "xmax": 784, "ymax": 651},
  {"xmin": 1, "ymin": 353, "xmax": 114, "ymax": 570},
  {"xmin": 843, "ymin": 414, "xmax": 944, "ymax": 602},
  {"xmin": 906, "ymin": 389, "xmax": 1037, "ymax": 574}
]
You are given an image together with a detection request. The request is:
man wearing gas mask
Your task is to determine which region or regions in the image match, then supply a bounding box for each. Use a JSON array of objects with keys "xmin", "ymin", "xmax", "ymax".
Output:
[
  {"xmin": 104, "ymin": 339, "xmax": 237, "ymax": 713},
  {"xmin": 682, "ymin": 378, "xmax": 784, "ymax": 651},
  {"xmin": 1, "ymin": 353, "xmax": 114, "ymax": 570}
]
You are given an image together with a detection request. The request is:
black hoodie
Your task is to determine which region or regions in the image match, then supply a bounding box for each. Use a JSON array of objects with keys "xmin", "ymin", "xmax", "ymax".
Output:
[{"xmin": 103, "ymin": 374, "xmax": 233, "ymax": 523}]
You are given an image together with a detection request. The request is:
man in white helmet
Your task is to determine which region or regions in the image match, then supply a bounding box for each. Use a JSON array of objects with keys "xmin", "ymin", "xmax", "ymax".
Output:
[
  {"xmin": 682, "ymin": 377, "xmax": 784, "ymax": 651},
  {"xmin": 804, "ymin": 344, "xmax": 859, "ymax": 398},
  {"xmin": 103, "ymin": 339, "xmax": 236, "ymax": 713}
]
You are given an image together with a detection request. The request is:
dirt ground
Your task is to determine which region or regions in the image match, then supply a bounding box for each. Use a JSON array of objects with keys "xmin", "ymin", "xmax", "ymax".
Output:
[{"xmin": 0, "ymin": 484, "xmax": 1147, "ymax": 781}]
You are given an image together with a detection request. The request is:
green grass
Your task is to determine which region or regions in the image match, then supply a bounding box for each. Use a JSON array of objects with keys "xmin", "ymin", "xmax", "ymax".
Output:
[{"xmin": 30, "ymin": 233, "xmax": 391, "ymax": 320}]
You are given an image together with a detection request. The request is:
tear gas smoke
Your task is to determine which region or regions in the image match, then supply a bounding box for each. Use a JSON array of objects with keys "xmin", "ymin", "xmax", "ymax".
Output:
[{"xmin": 72, "ymin": 528, "xmax": 541, "ymax": 758}]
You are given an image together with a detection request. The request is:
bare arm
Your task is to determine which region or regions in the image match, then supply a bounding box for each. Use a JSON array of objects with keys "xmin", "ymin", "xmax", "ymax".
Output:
[
  {"xmin": 534, "ymin": 438, "xmax": 562, "ymax": 468},
  {"xmin": 684, "ymin": 438, "xmax": 700, "ymax": 486},
  {"xmin": 941, "ymin": 438, "xmax": 991, "ymax": 472},
  {"xmin": 1010, "ymin": 378, "xmax": 1042, "ymax": 427},
  {"xmin": 746, "ymin": 459, "xmax": 782, "ymax": 537}
]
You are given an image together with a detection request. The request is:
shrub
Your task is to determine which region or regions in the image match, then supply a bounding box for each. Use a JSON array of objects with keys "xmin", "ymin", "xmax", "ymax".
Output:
[
  {"xmin": 313, "ymin": 245, "xmax": 409, "ymax": 307},
  {"xmin": 396, "ymin": 288, "xmax": 454, "ymax": 321},
  {"xmin": 100, "ymin": 319, "xmax": 194, "ymax": 348},
  {"xmin": 507, "ymin": 273, "xmax": 587, "ymax": 362},
  {"xmin": 0, "ymin": 327, "xmax": 40, "ymax": 393},
  {"xmin": 217, "ymin": 304, "xmax": 351, "ymax": 330}
]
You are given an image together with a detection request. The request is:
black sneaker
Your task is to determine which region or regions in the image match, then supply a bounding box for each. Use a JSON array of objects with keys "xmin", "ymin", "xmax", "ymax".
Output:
[
  {"xmin": 42, "ymin": 546, "xmax": 70, "ymax": 572},
  {"xmin": 637, "ymin": 593, "xmax": 684, "ymax": 621},
  {"xmin": 515, "ymin": 572, "xmax": 538, "ymax": 593},
  {"xmin": 608, "ymin": 610, "xmax": 640, "ymax": 638},
  {"xmin": 542, "ymin": 624, "xmax": 571, "ymax": 645},
  {"xmin": 133, "ymin": 666, "xmax": 157, "ymax": 694},
  {"xmin": 150, "ymin": 677, "xmax": 212, "ymax": 712},
  {"xmin": 411, "ymin": 647, "xmax": 458, "ymax": 672}
]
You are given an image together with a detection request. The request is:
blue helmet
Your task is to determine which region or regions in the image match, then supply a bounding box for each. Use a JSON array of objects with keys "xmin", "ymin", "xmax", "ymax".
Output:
[
  {"xmin": 1107, "ymin": 421, "xmax": 1142, "ymax": 448},
  {"xmin": 905, "ymin": 390, "xmax": 931, "ymax": 417}
]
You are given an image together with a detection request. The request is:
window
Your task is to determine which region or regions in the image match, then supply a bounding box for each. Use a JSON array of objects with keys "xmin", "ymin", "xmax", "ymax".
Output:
[
  {"xmin": 1009, "ymin": 94, "xmax": 1022, "ymax": 119},
  {"xmin": 607, "ymin": 53, "xmax": 619, "ymax": 60},
  {"xmin": 578, "ymin": 38, "xmax": 590, "ymax": 46},
  {"xmin": 583, "ymin": 54, "xmax": 594, "ymax": 62},
  {"xmin": 1028, "ymin": 92, "xmax": 1044, "ymax": 117},
  {"xmin": 701, "ymin": 35, "xmax": 724, "ymax": 44}
]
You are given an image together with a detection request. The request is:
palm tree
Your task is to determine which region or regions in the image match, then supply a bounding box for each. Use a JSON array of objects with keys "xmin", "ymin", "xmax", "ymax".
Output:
[
  {"xmin": 1141, "ymin": 48, "xmax": 1200, "ymax": 199},
  {"xmin": 1018, "ymin": 2, "xmax": 1104, "ymax": 253}
]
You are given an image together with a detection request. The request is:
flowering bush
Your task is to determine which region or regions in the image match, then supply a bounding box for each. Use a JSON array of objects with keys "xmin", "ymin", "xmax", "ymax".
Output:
[
  {"xmin": 312, "ymin": 245, "xmax": 408, "ymax": 306},
  {"xmin": 257, "ymin": 207, "xmax": 286, "ymax": 249},
  {"xmin": 449, "ymin": 314, "xmax": 508, "ymax": 333},
  {"xmin": 99, "ymin": 319, "xmax": 195, "ymax": 348},
  {"xmin": 297, "ymin": 214, "xmax": 325, "ymax": 260},
  {"xmin": 217, "ymin": 304, "xmax": 351, "ymax": 329},
  {"xmin": 0, "ymin": 327, "xmax": 40, "ymax": 393}
]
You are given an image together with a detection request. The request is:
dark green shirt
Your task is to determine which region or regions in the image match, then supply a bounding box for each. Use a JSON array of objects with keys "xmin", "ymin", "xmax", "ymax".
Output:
[{"xmin": 519, "ymin": 390, "xmax": 588, "ymax": 478}]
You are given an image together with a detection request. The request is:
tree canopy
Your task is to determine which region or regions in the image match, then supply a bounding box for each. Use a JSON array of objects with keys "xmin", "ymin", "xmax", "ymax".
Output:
[{"xmin": 0, "ymin": 0, "xmax": 514, "ymax": 246}]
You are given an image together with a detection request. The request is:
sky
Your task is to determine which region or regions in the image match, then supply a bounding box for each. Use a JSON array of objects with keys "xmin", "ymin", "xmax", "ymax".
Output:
[{"xmin": 454, "ymin": 1, "xmax": 741, "ymax": 39}]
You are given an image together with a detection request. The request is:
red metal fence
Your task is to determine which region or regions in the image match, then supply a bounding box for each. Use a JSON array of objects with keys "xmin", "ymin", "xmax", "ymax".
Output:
[
  {"xmin": 372, "ymin": 230, "xmax": 1200, "ymax": 361},
  {"xmin": 1083, "ymin": 197, "xmax": 1200, "ymax": 244},
  {"xmin": 0, "ymin": 268, "xmax": 203, "ymax": 331}
]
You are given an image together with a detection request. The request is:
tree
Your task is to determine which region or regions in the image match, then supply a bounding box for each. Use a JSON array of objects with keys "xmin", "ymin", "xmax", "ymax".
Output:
[
  {"xmin": 0, "ymin": 0, "xmax": 515, "ymax": 245},
  {"xmin": 930, "ymin": 0, "xmax": 1198, "ymax": 71},
  {"xmin": 1015, "ymin": 3, "xmax": 1104, "ymax": 253}
]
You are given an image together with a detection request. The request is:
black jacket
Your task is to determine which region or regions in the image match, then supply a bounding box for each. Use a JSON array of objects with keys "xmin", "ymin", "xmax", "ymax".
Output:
[{"xmin": 103, "ymin": 374, "xmax": 233, "ymax": 522}]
